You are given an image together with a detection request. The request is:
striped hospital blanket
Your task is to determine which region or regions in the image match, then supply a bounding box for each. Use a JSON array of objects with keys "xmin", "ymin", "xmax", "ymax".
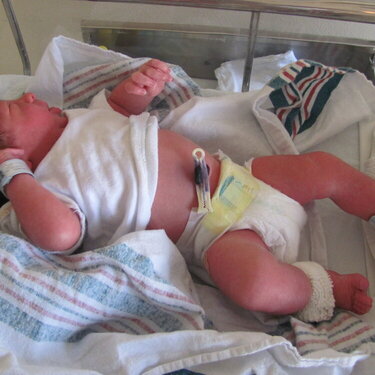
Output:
[
  {"xmin": 1, "ymin": 226, "xmax": 374, "ymax": 359},
  {"xmin": 289, "ymin": 312, "xmax": 375, "ymax": 356},
  {"xmin": 63, "ymin": 57, "xmax": 201, "ymax": 121},
  {"xmin": 0, "ymin": 230, "xmax": 206, "ymax": 342},
  {"xmin": 268, "ymin": 59, "xmax": 354, "ymax": 138}
]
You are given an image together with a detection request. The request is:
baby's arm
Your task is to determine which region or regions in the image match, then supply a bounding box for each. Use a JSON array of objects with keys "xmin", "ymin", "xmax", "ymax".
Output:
[
  {"xmin": 107, "ymin": 59, "xmax": 172, "ymax": 116},
  {"xmin": 0, "ymin": 148, "xmax": 82, "ymax": 252}
]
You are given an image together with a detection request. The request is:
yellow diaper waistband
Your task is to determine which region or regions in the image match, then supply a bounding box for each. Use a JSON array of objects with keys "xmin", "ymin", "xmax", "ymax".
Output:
[{"xmin": 201, "ymin": 155, "xmax": 260, "ymax": 236}]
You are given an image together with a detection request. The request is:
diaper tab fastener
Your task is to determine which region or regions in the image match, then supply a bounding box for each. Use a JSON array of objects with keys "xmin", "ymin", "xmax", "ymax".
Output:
[{"xmin": 192, "ymin": 148, "xmax": 213, "ymax": 213}]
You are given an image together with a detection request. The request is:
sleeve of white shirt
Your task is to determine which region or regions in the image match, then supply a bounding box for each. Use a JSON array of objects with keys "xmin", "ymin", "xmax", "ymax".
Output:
[{"xmin": 0, "ymin": 192, "xmax": 86, "ymax": 254}]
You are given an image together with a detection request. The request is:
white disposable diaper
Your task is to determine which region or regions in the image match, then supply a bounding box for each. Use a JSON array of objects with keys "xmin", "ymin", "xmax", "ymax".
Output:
[{"xmin": 177, "ymin": 154, "xmax": 307, "ymax": 282}]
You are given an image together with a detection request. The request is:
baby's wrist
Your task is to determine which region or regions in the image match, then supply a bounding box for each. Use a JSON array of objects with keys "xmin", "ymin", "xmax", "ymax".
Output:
[{"xmin": 0, "ymin": 159, "xmax": 34, "ymax": 197}]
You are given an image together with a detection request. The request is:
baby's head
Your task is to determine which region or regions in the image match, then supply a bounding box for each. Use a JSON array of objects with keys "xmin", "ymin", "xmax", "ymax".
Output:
[{"xmin": 0, "ymin": 93, "xmax": 68, "ymax": 169}]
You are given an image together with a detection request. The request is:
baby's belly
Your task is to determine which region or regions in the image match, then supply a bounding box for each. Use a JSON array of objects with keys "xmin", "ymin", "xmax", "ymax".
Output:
[{"xmin": 147, "ymin": 129, "xmax": 220, "ymax": 243}]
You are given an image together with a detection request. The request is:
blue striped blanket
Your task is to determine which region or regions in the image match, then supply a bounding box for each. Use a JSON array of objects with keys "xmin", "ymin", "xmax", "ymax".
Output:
[
  {"xmin": 0, "ymin": 230, "xmax": 206, "ymax": 342},
  {"xmin": 1, "ymin": 227, "xmax": 374, "ymax": 358}
]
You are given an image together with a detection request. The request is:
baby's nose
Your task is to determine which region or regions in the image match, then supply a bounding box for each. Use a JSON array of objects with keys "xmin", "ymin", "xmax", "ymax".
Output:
[{"xmin": 19, "ymin": 93, "xmax": 36, "ymax": 103}]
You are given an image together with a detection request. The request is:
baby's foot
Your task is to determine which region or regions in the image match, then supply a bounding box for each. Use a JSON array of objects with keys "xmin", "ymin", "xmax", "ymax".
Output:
[{"xmin": 327, "ymin": 270, "xmax": 373, "ymax": 315}]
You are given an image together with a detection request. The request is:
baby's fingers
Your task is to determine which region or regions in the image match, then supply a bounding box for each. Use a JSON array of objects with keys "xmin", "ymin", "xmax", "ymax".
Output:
[
  {"xmin": 124, "ymin": 59, "xmax": 172, "ymax": 96},
  {"xmin": 143, "ymin": 66, "xmax": 172, "ymax": 83},
  {"xmin": 131, "ymin": 71, "xmax": 158, "ymax": 90},
  {"xmin": 124, "ymin": 71, "xmax": 156, "ymax": 95},
  {"xmin": 123, "ymin": 79, "xmax": 148, "ymax": 96},
  {"xmin": 145, "ymin": 59, "xmax": 171, "ymax": 74},
  {"xmin": 0, "ymin": 148, "xmax": 25, "ymax": 164},
  {"xmin": 127, "ymin": 70, "xmax": 167, "ymax": 96}
]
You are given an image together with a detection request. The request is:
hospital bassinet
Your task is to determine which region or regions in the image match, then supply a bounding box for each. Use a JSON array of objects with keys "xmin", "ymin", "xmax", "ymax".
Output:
[{"xmin": 0, "ymin": 1, "xmax": 375, "ymax": 374}]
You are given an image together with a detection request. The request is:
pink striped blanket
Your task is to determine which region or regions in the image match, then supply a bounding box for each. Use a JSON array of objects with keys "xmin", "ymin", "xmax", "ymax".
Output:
[
  {"xmin": 63, "ymin": 57, "xmax": 201, "ymax": 121},
  {"xmin": 0, "ymin": 231, "xmax": 206, "ymax": 342},
  {"xmin": 0, "ymin": 228, "xmax": 374, "ymax": 356},
  {"xmin": 281, "ymin": 313, "xmax": 375, "ymax": 356}
]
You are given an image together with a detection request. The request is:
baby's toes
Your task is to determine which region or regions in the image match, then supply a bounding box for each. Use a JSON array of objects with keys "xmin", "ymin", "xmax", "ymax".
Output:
[
  {"xmin": 356, "ymin": 274, "xmax": 370, "ymax": 291},
  {"xmin": 352, "ymin": 292, "xmax": 373, "ymax": 315}
]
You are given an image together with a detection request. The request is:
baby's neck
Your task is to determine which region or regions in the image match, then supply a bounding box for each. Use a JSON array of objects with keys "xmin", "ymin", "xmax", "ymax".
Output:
[{"xmin": 29, "ymin": 125, "xmax": 66, "ymax": 172}]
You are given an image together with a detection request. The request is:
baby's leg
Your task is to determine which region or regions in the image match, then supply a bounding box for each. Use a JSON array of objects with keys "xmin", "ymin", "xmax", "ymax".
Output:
[
  {"xmin": 252, "ymin": 151, "xmax": 375, "ymax": 221},
  {"xmin": 250, "ymin": 151, "xmax": 373, "ymax": 315},
  {"xmin": 206, "ymin": 229, "xmax": 372, "ymax": 317},
  {"xmin": 206, "ymin": 229, "xmax": 313, "ymax": 315}
]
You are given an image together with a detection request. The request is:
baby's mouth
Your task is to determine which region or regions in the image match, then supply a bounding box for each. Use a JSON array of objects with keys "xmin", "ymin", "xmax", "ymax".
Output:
[{"xmin": 49, "ymin": 107, "xmax": 63, "ymax": 115}]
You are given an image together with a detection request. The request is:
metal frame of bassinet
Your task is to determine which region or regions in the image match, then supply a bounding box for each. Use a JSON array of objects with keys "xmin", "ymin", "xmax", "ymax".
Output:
[{"xmin": 2, "ymin": 0, "xmax": 375, "ymax": 90}]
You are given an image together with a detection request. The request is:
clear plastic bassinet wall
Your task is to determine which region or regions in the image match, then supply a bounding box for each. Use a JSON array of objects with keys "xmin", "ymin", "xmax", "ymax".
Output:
[{"xmin": 1, "ymin": 0, "xmax": 375, "ymax": 88}]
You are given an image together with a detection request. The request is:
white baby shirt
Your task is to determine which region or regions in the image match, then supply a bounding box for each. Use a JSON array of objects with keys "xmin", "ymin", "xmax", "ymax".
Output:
[{"xmin": 0, "ymin": 91, "xmax": 159, "ymax": 252}]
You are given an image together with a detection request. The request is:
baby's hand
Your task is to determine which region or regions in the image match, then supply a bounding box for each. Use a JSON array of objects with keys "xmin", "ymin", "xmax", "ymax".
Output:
[
  {"xmin": 0, "ymin": 148, "xmax": 25, "ymax": 164},
  {"xmin": 109, "ymin": 59, "xmax": 172, "ymax": 115},
  {"xmin": 124, "ymin": 59, "xmax": 172, "ymax": 97}
]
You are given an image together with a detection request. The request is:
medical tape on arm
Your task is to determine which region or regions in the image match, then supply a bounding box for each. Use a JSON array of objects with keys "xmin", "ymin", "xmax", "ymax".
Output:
[{"xmin": 0, "ymin": 159, "xmax": 34, "ymax": 197}]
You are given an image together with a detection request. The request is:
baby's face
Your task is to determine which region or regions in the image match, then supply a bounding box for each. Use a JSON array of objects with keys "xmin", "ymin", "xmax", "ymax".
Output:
[{"xmin": 0, "ymin": 93, "xmax": 67, "ymax": 153}]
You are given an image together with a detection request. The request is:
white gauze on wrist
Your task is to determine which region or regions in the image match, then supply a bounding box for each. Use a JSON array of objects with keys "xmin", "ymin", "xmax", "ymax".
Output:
[{"xmin": 0, "ymin": 159, "xmax": 34, "ymax": 196}]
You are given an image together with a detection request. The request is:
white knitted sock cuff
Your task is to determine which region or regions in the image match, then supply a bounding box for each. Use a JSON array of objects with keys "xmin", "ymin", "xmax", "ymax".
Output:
[
  {"xmin": 293, "ymin": 261, "xmax": 335, "ymax": 322},
  {"xmin": 0, "ymin": 159, "xmax": 33, "ymax": 196}
]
